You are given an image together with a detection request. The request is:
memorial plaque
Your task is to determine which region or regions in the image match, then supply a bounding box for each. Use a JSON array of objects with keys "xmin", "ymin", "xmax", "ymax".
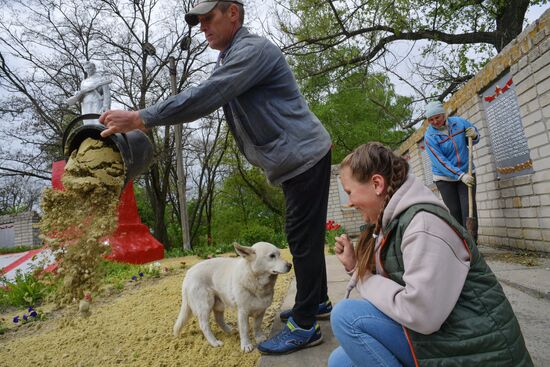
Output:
[{"xmin": 481, "ymin": 72, "xmax": 533, "ymax": 179}]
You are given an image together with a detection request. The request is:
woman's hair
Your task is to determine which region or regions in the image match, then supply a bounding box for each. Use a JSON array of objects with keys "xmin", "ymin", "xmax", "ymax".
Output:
[
  {"xmin": 340, "ymin": 142, "xmax": 410, "ymax": 279},
  {"xmin": 217, "ymin": 1, "xmax": 245, "ymax": 24}
]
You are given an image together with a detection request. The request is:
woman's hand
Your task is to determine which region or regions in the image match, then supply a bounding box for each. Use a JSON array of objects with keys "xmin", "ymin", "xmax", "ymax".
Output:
[{"xmin": 334, "ymin": 234, "xmax": 356, "ymax": 272}]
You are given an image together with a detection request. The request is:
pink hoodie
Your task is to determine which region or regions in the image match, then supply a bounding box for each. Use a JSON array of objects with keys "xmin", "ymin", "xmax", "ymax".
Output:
[{"xmin": 347, "ymin": 174, "xmax": 470, "ymax": 335}]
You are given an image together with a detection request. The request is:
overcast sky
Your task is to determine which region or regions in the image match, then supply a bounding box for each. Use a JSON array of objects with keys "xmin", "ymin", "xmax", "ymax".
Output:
[{"xmin": 1, "ymin": 2, "xmax": 549, "ymax": 108}]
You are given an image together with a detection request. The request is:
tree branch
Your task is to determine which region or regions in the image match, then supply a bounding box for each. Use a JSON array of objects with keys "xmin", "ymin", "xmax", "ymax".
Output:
[{"xmin": 0, "ymin": 166, "xmax": 50, "ymax": 180}]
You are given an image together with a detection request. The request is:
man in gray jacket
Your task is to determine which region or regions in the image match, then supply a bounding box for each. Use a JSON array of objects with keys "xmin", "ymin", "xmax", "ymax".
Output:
[{"xmin": 99, "ymin": 0, "xmax": 332, "ymax": 355}]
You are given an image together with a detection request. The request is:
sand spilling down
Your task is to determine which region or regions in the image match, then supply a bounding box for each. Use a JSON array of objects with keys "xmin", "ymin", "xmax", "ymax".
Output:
[{"xmin": 39, "ymin": 137, "xmax": 125, "ymax": 303}]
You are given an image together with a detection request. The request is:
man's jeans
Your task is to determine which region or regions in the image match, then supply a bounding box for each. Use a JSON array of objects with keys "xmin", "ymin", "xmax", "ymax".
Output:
[{"xmin": 329, "ymin": 299, "xmax": 415, "ymax": 367}]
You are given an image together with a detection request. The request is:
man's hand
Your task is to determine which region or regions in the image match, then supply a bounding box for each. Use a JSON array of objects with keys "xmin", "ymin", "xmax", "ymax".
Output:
[
  {"xmin": 99, "ymin": 110, "xmax": 146, "ymax": 138},
  {"xmin": 460, "ymin": 173, "xmax": 475, "ymax": 187},
  {"xmin": 334, "ymin": 234, "xmax": 356, "ymax": 272},
  {"xmin": 465, "ymin": 127, "xmax": 477, "ymax": 139}
]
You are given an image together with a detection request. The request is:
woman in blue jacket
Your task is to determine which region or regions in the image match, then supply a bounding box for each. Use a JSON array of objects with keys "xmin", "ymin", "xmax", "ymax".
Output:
[{"xmin": 423, "ymin": 101, "xmax": 479, "ymax": 231}]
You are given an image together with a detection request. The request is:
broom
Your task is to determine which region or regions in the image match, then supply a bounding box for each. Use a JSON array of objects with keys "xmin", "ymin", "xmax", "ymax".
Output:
[{"xmin": 466, "ymin": 136, "xmax": 478, "ymax": 240}]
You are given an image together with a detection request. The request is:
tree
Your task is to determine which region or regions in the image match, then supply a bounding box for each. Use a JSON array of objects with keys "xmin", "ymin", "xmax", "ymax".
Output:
[
  {"xmin": 311, "ymin": 72, "xmax": 411, "ymax": 162},
  {"xmin": 0, "ymin": 177, "xmax": 42, "ymax": 215},
  {"xmin": 209, "ymin": 144, "xmax": 285, "ymax": 247},
  {"xmin": 274, "ymin": 0, "xmax": 548, "ymax": 120},
  {"xmin": 0, "ymin": 0, "xmax": 212, "ymax": 248},
  {"xmin": 184, "ymin": 111, "xmax": 231, "ymax": 246}
]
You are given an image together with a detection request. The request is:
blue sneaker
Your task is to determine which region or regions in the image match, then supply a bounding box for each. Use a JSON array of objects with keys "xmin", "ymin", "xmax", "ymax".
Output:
[
  {"xmin": 279, "ymin": 300, "xmax": 333, "ymax": 321},
  {"xmin": 257, "ymin": 317, "xmax": 323, "ymax": 354}
]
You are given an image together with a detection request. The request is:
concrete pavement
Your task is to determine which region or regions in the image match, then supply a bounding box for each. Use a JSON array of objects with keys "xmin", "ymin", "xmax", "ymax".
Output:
[{"xmin": 258, "ymin": 246, "xmax": 550, "ymax": 367}]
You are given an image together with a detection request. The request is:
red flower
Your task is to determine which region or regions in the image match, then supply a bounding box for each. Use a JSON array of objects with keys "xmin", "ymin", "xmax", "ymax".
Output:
[{"xmin": 326, "ymin": 220, "xmax": 341, "ymax": 231}]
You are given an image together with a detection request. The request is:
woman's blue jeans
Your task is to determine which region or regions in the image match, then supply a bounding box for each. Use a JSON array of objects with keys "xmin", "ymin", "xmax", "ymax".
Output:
[{"xmin": 329, "ymin": 299, "xmax": 415, "ymax": 367}]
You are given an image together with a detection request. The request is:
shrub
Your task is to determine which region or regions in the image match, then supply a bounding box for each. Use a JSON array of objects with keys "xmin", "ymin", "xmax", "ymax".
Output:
[
  {"xmin": 98, "ymin": 260, "xmax": 141, "ymax": 286},
  {"xmin": 240, "ymin": 224, "xmax": 276, "ymax": 246},
  {"xmin": 193, "ymin": 243, "xmax": 236, "ymax": 259},
  {"xmin": 0, "ymin": 270, "xmax": 52, "ymax": 309},
  {"xmin": 272, "ymin": 231, "xmax": 288, "ymax": 249},
  {"xmin": 165, "ymin": 246, "xmax": 194, "ymax": 258}
]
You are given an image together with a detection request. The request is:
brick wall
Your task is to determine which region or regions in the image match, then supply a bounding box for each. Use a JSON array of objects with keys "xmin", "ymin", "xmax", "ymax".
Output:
[
  {"xmin": 326, "ymin": 165, "xmax": 364, "ymax": 238},
  {"xmin": 0, "ymin": 211, "xmax": 41, "ymax": 248},
  {"xmin": 396, "ymin": 9, "xmax": 550, "ymax": 253},
  {"xmin": 0, "ymin": 214, "xmax": 15, "ymax": 248}
]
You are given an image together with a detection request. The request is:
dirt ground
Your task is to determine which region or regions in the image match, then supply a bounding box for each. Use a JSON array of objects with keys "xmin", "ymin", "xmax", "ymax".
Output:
[{"xmin": 0, "ymin": 250, "xmax": 293, "ymax": 367}]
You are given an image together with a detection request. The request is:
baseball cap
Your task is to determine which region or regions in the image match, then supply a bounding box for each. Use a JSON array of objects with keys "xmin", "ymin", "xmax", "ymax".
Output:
[{"xmin": 185, "ymin": 0, "xmax": 244, "ymax": 26}]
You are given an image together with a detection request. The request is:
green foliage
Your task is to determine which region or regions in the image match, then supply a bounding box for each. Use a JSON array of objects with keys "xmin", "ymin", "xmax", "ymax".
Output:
[
  {"xmin": 278, "ymin": 0, "xmax": 547, "ymax": 103},
  {"xmin": 311, "ymin": 72, "xmax": 411, "ymax": 161},
  {"xmin": 134, "ymin": 184, "xmax": 155, "ymax": 229},
  {"xmin": 0, "ymin": 206, "xmax": 28, "ymax": 216},
  {"xmin": 98, "ymin": 260, "xmax": 142, "ymax": 289},
  {"xmin": 210, "ymin": 160, "xmax": 285, "ymax": 247},
  {"xmin": 0, "ymin": 246, "xmax": 42, "ymax": 255},
  {"xmin": 165, "ymin": 246, "xmax": 194, "ymax": 258},
  {"xmin": 239, "ymin": 223, "xmax": 276, "ymax": 246},
  {"xmin": 134, "ymin": 182, "xmax": 182, "ymax": 251},
  {"xmin": 193, "ymin": 243, "xmax": 236, "ymax": 259},
  {"xmin": 166, "ymin": 221, "xmax": 183, "ymax": 251},
  {"xmin": 0, "ymin": 271, "xmax": 53, "ymax": 309}
]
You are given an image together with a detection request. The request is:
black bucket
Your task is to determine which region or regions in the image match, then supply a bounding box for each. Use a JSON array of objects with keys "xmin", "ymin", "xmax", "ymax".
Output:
[{"xmin": 62, "ymin": 113, "xmax": 153, "ymax": 184}]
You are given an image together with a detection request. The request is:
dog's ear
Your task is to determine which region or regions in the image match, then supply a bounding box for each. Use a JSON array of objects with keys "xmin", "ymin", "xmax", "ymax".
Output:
[{"xmin": 234, "ymin": 243, "xmax": 255, "ymax": 259}]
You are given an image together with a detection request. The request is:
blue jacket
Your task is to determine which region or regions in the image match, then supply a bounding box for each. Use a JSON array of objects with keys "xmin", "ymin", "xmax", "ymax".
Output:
[
  {"xmin": 139, "ymin": 27, "xmax": 331, "ymax": 185},
  {"xmin": 424, "ymin": 116, "xmax": 479, "ymax": 181}
]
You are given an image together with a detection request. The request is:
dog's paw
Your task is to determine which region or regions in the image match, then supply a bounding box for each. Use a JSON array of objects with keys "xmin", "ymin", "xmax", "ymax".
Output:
[
  {"xmin": 241, "ymin": 343, "xmax": 255, "ymax": 353},
  {"xmin": 255, "ymin": 334, "xmax": 267, "ymax": 343},
  {"xmin": 209, "ymin": 339, "xmax": 224, "ymax": 348}
]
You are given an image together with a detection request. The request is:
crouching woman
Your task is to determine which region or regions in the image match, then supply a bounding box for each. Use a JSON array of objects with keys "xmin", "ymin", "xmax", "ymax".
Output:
[{"xmin": 330, "ymin": 142, "xmax": 532, "ymax": 367}]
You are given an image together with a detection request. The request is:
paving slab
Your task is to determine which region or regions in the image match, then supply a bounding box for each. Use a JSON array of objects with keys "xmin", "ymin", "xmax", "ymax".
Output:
[
  {"xmin": 491, "ymin": 262, "xmax": 550, "ymax": 300},
  {"xmin": 258, "ymin": 256, "xmax": 357, "ymax": 367},
  {"xmin": 259, "ymin": 251, "xmax": 550, "ymax": 367},
  {"xmin": 501, "ymin": 283, "xmax": 550, "ymax": 366}
]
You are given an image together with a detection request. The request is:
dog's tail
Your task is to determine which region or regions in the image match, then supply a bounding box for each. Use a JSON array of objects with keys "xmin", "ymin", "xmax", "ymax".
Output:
[{"xmin": 173, "ymin": 286, "xmax": 192, "ymax": 337}]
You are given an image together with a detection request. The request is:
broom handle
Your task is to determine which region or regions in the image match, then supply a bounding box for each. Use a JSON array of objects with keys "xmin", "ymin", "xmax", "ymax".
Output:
[{"xmin": 468, "ymin": 136, "xmax": 473, "ymax": 217}]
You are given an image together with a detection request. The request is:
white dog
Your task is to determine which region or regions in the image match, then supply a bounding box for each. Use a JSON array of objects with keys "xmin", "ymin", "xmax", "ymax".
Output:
[{"xmin": 173, "ymin": 242, "xmax": 292, "ymax": 352}]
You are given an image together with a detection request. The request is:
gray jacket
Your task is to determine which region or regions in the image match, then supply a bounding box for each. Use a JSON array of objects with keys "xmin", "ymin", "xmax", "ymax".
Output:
[{"xmin": 140, "ymin": 27, "xmax": 331, "ymax": 185}]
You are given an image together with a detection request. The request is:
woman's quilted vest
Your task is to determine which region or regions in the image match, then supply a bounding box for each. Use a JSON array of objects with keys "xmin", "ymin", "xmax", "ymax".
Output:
[{"xmin": 380, "ymin": 203, "xmax": 533, "ymax": 367}]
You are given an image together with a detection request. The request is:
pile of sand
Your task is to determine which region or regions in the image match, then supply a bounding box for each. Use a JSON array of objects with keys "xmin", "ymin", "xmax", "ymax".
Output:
[{"xmin": 0, "ymin": 254, "xmax": 293, "ymax": 366}]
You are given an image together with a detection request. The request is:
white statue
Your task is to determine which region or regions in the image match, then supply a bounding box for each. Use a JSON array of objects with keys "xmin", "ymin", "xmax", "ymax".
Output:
[{"xmin": 67, "ymin": 62, "xmax": 111, "ymax": 125}]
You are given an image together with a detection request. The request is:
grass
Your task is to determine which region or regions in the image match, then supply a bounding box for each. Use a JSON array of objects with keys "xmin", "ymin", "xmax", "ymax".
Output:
[
  {"xmin": 98, "ymin": 260, "xmax": 143, "ymax": 288},
  {"xmin": 0, "ymin": 246, "xmax": 42, "ymax": 255},
  {"xmin": 0, "ymin": 259, "xmax": 154, "ymax": 311},
  {"xmin": 0, "ymin": 270, "xmax": 55, "ymax": 311}
]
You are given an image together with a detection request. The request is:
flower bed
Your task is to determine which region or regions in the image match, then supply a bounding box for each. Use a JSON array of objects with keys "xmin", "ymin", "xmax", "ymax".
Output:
[{"xmin": 0, "ymin": 252, "xmax": 293, "ymax": 366}]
